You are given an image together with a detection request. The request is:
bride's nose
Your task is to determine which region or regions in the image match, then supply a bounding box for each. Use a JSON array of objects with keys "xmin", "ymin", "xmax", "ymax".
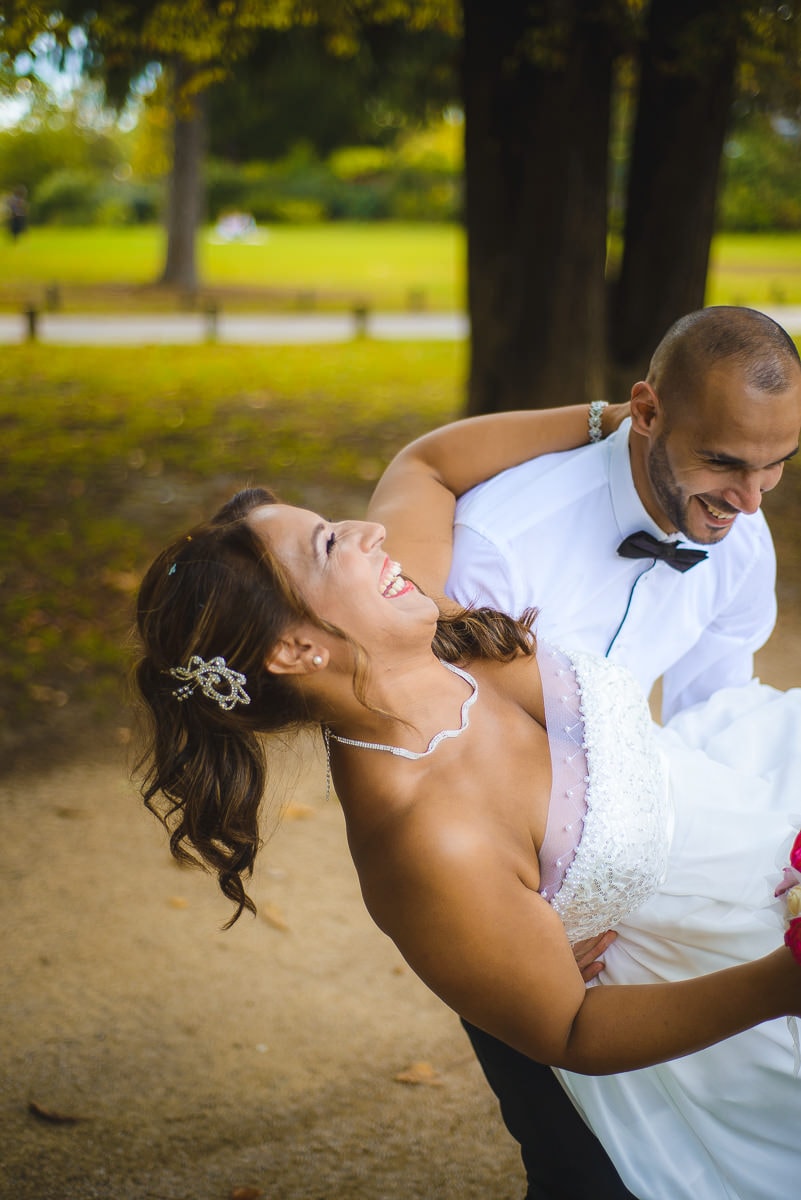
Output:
[{"xmin": 357, "ymin": 521, "xmax": 386, "ymax": 551}]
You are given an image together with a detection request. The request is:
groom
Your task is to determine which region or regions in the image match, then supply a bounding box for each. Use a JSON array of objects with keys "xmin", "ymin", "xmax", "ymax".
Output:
[
  {"xmin": 450, "ymin": 307, "xmax": 801, "ymax": 1200},
  {"xmin": 372, "ymin": 305, "xmax": 801, "ymax": 1199}
]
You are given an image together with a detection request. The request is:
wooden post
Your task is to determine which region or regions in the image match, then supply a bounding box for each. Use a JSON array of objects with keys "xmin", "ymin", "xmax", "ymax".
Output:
[
  {"xmin": 205, "ymin": 302, "xmax": 219, "ymax": 343},
  {"xmin": 352, "ymin": 303, "xmax": 369, "ymax": 339},
  {"xmin": 25, "ymin": 307, "xmax": 38, "ymax": 341}
]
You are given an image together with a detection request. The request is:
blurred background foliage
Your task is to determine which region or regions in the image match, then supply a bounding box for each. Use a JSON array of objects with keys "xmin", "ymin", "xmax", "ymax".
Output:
[
  {"xmin": 0, "ymin": 87, "xmax": 463, "ymax": 228},
  {"xmin": 1, "ymin": 14, "xmax": 800, "ymax": 233},
  {"xmin": 2, "ymin": 81, "xmax": 801, "ymax": 231},
  {"xmin": 0, "ymin": 17, "xmax": 464, "ymax": 226}
]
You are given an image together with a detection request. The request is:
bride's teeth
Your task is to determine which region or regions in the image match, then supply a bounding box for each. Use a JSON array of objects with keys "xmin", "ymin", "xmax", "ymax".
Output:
[
  {"xmin": 380, "ymin": 560, "xmax": 404, "ymax": 596},
  {"xmin": 383, "ymin": 573, "xmax": 406, "ymax": 597}
]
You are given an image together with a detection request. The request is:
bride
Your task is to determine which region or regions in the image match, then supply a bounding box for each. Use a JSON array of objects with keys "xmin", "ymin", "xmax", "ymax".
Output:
[{"xmin": 134, "ymin": 404, "xmax": 801, "ymax": 1200}]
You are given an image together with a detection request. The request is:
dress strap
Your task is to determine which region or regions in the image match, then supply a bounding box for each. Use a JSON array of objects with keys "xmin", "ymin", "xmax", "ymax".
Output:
[{"xmin": 537, "ymin": 644, "xmax": 589, "ymax": 903}]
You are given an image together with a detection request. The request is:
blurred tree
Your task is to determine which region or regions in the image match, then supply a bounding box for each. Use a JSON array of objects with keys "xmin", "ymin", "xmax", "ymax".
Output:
[
  {"xmin": 718, "ymin": 108, "xmax": 801, "ymax": 232},
  {"xmin": 206, "ymin": 23, "xmax": 458, "ymax": 162},
  {"xmin": 606, "ymin": 0, "xmax": 746, "ymax": 389},
  {"xmin": 606, "ymin": 0, "xmax": 801, "ymax": 388},
  {"xmin": 0, "ymin": 1, "xmax": 458, "ymax": 289},
  {"xmin": 463, "ymin": 0, "xmax": 801, "ymax": 412},
  {"xmin": 3, "ymin": 1, "xmax": 800, "ymax": 411},
  {"xmin": 0, "ymin": 85, "xmax": 127, "ymax": 206},
  {"xmin": 462, "ymin": 0, "xmax": 624, "ymax": 414}
]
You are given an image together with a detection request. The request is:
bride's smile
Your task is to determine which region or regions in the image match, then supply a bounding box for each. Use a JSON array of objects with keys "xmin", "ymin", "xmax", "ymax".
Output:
[{"xmin": 247, "ymin": 503, "xmax": 437, "ymax": 648}]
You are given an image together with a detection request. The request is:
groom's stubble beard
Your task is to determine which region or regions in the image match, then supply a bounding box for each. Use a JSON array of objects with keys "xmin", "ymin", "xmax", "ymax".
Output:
[{"xmin": 647, "ymin": 433, "xmax": 733, "ymax": 547}]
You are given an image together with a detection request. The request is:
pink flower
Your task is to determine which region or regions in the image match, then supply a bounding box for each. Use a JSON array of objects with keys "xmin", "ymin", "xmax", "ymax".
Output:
[
  {"xmin": 785, "ymin": 917, "xmax": 801, "ymax": 966},
  {"xmin": 790, "ymin": 829, "xmax": 801, "ymax": 873}
]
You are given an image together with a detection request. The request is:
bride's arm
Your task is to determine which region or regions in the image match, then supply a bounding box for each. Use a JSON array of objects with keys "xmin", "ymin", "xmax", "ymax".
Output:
[
  {"xmin": 368, "ymin": 403, "xmax": 628, "ymax": 607},
  {"xmin": 363, "ymin": 812, "xmax": 799, "ymax": 1076}
]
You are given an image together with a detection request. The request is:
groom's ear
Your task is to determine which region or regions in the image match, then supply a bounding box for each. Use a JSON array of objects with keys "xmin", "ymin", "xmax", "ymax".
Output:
[
  {"xmin": 629, "ymin": 381, "xmax": 662, "ymax": 438},
  {"xmin": 265, "ymin": 626, "xmax": 329, "ymax": 676}
]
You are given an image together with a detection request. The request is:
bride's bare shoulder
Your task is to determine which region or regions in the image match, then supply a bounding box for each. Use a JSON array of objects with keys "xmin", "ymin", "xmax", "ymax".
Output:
[{"xmin": 355, "ymin": 786, "xmax": 528, "ymax": 939}]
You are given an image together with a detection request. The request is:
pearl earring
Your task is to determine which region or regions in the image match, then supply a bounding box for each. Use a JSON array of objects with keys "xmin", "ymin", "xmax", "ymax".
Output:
[{"xmin": 312, "ymin": 655, "xmax": 323, "ymax": 667}]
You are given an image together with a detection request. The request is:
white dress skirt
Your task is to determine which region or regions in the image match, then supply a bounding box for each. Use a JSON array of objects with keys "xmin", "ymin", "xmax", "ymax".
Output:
[{"xmin": 537, "ymin": 645, "xmax": 801, "ymax": 1200}]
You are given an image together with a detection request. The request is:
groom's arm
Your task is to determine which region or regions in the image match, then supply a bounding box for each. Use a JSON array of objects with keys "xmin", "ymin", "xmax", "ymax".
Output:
[{"xmin": 369, "ymin": 403, "xmax": 628, "ymax": 607}]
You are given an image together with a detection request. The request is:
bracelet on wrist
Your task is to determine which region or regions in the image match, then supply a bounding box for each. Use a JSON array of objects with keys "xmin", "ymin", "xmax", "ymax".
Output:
[{"xmin": 588, "ymin": 400, "xmax": 608, "ymax": 443}]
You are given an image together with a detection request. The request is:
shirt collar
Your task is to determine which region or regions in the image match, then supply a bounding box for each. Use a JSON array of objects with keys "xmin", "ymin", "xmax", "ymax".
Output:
[{"xmin": 608, "ymin": 419, "xmax": 676, "ymax": 542}]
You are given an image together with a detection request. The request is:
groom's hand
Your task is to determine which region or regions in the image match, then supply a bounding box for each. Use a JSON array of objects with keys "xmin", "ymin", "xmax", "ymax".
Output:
[{"xmin": 573, "ymin": 930, "xmax": 617, "ymax": 983}]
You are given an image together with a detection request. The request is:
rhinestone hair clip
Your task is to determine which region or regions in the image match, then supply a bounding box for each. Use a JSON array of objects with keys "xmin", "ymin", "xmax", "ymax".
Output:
[{"xmin": 169, "ymin": 654, "xmax": 250, "ymax": 711}]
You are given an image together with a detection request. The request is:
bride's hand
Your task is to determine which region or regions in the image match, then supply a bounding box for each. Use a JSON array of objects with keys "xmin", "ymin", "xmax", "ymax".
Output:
[
  {"xmin": 573, "ymin": 930, "xmax": 617, "ymax": 983},
  {"xmin": 602, "ymin": 402, "xmax": 631, "ymax": 437}
]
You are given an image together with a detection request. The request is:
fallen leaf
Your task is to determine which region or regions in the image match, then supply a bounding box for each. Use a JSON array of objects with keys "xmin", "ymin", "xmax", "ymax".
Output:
[
  {"xmin": 260, "ymin": 903, "xmax": 289, "ymax": 932},
  {"xmin": 28, "ymin": 1101, "xmax": 82, "ymax": 1125},
  {"xmin": 394, "ymin": 1061, "xmax": 443, "ymax": 1086},
  {"xmin": 27, "ymin": 685, "xmax": 69, "ymax": 707},
  {"xmin": 168, "ymin": 896, "xmax": 189, "ymax": 909},
  {"xmin": 101, "ymin": 568, "xmax": 140, "ymax": 594},
  {"xmin": 230, "ymin": 1187, "xmax": 263, "ymax": 1200},
  {"xmin": 283, "ymin": 802, "xmax": 315, "ymax": 821}
]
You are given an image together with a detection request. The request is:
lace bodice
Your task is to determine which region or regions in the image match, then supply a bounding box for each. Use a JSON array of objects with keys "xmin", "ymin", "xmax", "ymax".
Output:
[{"xmin": 538, "ymin": 645, "xmax": 672, "ymax": 942}]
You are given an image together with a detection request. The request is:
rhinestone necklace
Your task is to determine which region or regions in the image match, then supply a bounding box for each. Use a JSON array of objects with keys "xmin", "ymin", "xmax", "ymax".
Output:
[{"xmin": 323, "ymin": 660, "xmax": 478, "ymax": 796}]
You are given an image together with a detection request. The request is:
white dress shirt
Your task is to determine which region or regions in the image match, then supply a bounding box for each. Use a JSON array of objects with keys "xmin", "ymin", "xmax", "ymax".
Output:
[{"xmin": 446, "ymin": 421, "xmax": 777, "ymax": 721}]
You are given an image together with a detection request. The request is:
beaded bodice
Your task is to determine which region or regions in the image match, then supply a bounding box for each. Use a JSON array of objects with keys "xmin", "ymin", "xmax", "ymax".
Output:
[{"xmin": 538, "ymin": 644, "xmax": 671, "ymax": 943}]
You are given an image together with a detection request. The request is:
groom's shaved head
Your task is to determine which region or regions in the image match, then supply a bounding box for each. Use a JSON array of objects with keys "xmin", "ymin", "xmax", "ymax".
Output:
[
  {"xmin": 629, "ymin": 306, "xmax": 801, "ymax": 545},
  {"xmin": 647, "ymin": 306, "xmax": 801, "ymax": 423}
]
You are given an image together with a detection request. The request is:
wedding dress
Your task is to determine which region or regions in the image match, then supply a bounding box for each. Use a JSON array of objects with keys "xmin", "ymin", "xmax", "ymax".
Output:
[{"xmin": 537, "ymin": 644, "xmax": 801, "ymax": 1200}]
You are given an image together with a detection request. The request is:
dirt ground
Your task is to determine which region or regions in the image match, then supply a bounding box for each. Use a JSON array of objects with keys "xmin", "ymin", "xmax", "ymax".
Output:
[
  {"xmin": 1, "ymin": 728, "xmax": 526, "ymax": 1200},
  {"xmin": 4, "ymin": 480, "xmax": 801, "ymax": 1200}
]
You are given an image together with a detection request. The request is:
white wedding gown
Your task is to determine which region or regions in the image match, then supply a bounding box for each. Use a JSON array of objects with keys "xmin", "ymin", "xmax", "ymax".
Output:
[{"xmin": 537, "ymin": 645, "xmax": 801, "ymax": 1200}]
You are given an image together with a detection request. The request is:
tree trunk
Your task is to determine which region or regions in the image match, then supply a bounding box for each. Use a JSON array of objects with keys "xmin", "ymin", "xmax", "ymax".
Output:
[
  {"xmin": 608, "ymin": 0, "xmax": 745, "ymax": 386},
  {"xmin": 159, "ymin": 59, "xmax": 206, "ymax": 291},
  {"xmin": 462, "ymin": 0, "xmax": 615, "ymax": 414}
]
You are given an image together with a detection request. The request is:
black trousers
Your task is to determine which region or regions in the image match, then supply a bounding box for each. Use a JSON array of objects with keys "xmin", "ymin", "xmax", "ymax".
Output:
[{"xmin": 462, "ymin": 1020, "xmax": 636, "ymax": 1200}]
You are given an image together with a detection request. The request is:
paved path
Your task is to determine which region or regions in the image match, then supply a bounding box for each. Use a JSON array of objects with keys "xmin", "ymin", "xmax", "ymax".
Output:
[
  {"xmin": 2, "ymin": 306, "xmax": 801, "ymax": 345},
  {"xmin": 0, "ymin": 310, "xmax": 469, "ymax": 345}
]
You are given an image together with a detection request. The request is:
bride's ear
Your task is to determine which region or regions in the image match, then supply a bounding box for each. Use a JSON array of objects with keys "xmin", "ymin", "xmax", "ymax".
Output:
[{"xmin": 265, "ymin": 627, "xmax": 329, "ymax": 676}]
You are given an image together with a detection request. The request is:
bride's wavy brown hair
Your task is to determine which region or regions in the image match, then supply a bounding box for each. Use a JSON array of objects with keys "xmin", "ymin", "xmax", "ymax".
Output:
[{"xmin": 135, "ymin": 487, "xmax": 535, "ymax": 925}]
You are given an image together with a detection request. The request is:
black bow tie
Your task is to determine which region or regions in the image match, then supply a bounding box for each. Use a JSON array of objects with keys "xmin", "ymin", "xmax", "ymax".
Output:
[{"xmin": 617, "ymin": 530, "xmax": 709, "ymax": 573}]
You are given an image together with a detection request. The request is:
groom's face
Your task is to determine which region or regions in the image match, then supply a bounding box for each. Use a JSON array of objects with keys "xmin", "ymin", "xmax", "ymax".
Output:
[{"xmin": 635, "ymin": 363, "xmax": 801, "ymax": 545}]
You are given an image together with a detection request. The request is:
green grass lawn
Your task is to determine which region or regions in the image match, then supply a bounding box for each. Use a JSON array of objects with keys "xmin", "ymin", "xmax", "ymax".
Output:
[
  {"xmin": 2, "ymin": 223, "xmax": 801, "ymax": 313},
  {"xmin": 707, "ymin": 233, "xmax": 801, "ymax": 306},
  {"xmin": 0, "ymin": 340, "xmax": 464, "ymax": 763},
  {"xmin": 0, "ymin": 222, "xmax": 464, "ymax": 312}
]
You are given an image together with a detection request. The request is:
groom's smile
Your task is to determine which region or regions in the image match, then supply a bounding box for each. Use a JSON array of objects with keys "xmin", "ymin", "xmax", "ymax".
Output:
[{"xmin": 630, "ymin": 360, "xmax": 801, "ymax": 546}]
